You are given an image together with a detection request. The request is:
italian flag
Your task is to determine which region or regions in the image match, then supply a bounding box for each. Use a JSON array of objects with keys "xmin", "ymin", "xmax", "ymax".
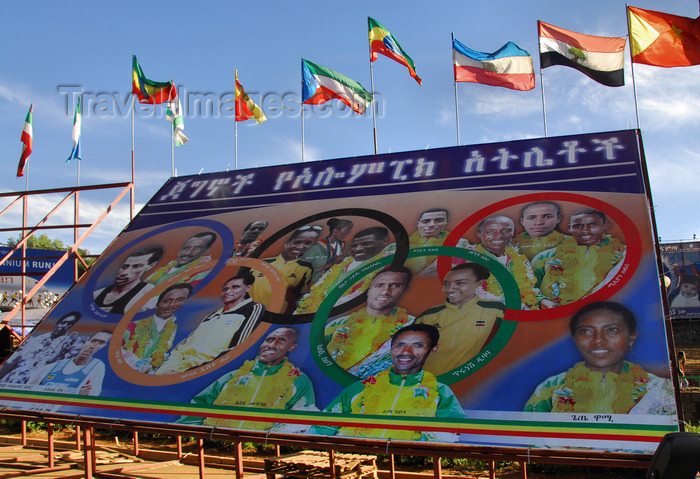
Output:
[
  {"xmin": 538, "ymin": 21, "xmax": 626, "ymax": 87},
  {"xmin": 301, "ymin": 59, "xmax": 373, "ymax": 115},
  {"xmin": 17, "ymin": 104, "xmax": 33, "ymax": 178}
]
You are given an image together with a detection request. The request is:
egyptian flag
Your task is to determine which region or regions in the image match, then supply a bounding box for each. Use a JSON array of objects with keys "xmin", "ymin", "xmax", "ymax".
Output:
[{"xmin": 538, "ymin": 21, "xmax": 626, "ymax": 87}]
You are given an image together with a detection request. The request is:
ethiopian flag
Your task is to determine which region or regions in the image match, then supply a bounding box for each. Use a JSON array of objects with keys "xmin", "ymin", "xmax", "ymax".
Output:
[
  {"xmin": 368, "ymin": 17, "xmax": 422, "ymax": 85},
  {"xmin": 302, "ymin": 59, "xmax": 373, "ymax": 115},
  {"xmin": 132, "ymin": 55, "xmax": 177, "ymax": 104}
]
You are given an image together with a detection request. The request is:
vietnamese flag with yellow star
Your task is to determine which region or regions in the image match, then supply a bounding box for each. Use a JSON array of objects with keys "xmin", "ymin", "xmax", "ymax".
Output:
[{"xmin": 628, "ymin": 5, "xmax": 700, "ymax": 67}]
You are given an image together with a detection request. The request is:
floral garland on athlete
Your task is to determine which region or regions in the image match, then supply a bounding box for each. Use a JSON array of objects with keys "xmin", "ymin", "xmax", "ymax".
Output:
[
  {"xmin": 475, "ymin": 244, "xmax": 540, "ymax": 309},
  {"xmin": 296, "ymin": 256, "xmax": 378, "ymax": 314},
  {"xmin": 327, "ymin": 308, "xmax": 410, "ymax": 368},
  {"xmin": 123, "ymin": 318, "xmax": 177, "ymax": 371},
  {"xmin": 551, "ymin": 361, "xmax": 650, "ymax": 413},
  {"xmin": 205, "ymin": 359, "xmax": 300, "ymax": 429},
  {"xmin": 541, "ymin": 235, "xmax": 626, "ymax": 305},
  {"xmin": 342, "ymin": 369, "xmax": 440, "ymax": 440}
]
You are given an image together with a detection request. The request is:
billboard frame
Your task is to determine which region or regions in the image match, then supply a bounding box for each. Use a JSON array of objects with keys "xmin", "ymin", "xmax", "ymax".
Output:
[
  {"xmin": 0, "ymin": 411, "xmax": 654, "ymax": 478},
  {"xmin": 0, "ymin": 129, "xmax": 682, "ymax": 465}
]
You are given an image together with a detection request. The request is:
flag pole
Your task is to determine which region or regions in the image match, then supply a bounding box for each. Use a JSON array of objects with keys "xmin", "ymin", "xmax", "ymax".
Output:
[
  {"xmin": 537, "ymin": 21, "xmax": 548, "ymax": 137},
  {"xmin": 76, "ymin": 96, "xmax": 81, "ymax": 187},
  {"xmin": 130, "ymin": 89, "xmax": 135, "ymax": 220},
  {"xmin": 170, "ymin": 80, "xmax": 175, "ymax": 177},
  {"xmin": 235, "ymin": 70, "xmax": 240, "ymax": 170},
  {"xmin": 301, "ymin": 101, "xmax": 305, "ymax": 163},
  {"xmin": 451, "ymin": 33, "xmax": 461, "ymax": 146},
  {"xmin": 171, "ymin": 115, "xmax": 175, "ymax": 177},
  {"xmin": 625, "ymin": 4, "xmax": 642, "ymax": 130},
  {"xmin": 301, "ymin": 63, "xmax": 305, "ymax": 163},
  {"xmin": 369, "ymin": 45, "xmax": 378, "ymax": 154},
  {"xmin": 234, "ymin": 69, "xmax": 239, "ymax": 170}
]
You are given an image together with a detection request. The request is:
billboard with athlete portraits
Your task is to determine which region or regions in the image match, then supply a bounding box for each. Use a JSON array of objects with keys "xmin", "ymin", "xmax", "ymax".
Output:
[
  {"xmin": 659, "ymin": 241, "xmax": 700, "ymax": 319},
  {"xmin": 0, "ymin": 129, "xmax": 678, "ymax": 452}
]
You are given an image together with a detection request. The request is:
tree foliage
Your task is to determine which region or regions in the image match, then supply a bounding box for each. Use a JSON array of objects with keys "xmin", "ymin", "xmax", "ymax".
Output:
[{"xmin": 6, "ymin": 233, "xmax": 96, "ymax": 276}]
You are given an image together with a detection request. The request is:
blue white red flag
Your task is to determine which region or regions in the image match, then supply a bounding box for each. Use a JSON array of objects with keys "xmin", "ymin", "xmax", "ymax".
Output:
[{"xmin": 453, "ymin": 38, "xmax": 535, "ymax": 91}]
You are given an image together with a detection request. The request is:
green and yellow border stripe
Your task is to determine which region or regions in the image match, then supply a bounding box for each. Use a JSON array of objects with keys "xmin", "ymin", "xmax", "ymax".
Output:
[{"xmin": 0, "ymin": 391, "xmax": 675, "ymax": 443}]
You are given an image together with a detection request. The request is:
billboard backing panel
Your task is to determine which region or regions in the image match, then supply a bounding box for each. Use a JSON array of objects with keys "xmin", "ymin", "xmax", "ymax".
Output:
[{"xmin": 0, "ymin": 130, "xmax": 678, "ymax": 452}]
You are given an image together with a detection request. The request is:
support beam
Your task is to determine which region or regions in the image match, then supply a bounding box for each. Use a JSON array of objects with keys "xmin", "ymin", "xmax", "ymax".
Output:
[
  {"xmin": 234, "ymin": 440, "xmax": 244, "ymax": 479},
  {"xmin": 47, "ymin": 423, "xmax": 54, "ymax": 468},
  {"xmin": 197, "ymin": 438, "xmax": 206, "ymax": 479},
  {"xmin": 432, "ymin": 456, "xmax": 441, "ymax": 479},
  {"xmin": 329, "ymin": 450, "xmax": 337, "ymax": 479},
  {"xmin": 83, "ymin": 426, "xmax": 94, "ymax": 479}
]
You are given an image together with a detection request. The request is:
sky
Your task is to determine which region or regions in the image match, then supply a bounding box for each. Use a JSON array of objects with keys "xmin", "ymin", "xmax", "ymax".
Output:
[{"xmin": 1, "ymin": 0, "xmax": 699, "ymax": 254}]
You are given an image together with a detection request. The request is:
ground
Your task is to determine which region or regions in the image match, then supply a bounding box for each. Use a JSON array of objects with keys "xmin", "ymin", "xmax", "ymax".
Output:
[{"xmin": 0, "ymin": 421, "xmax": 647, "ymax": 478}]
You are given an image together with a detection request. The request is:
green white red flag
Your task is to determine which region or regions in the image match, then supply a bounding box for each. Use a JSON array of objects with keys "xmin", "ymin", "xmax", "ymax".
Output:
[
  {"xmin": 17, "ymin": 104, "xmax": 33, "ymax": 178},
  {"xmin": 301, "ymin": 59, "xmax": 372, "ymax": 114}
]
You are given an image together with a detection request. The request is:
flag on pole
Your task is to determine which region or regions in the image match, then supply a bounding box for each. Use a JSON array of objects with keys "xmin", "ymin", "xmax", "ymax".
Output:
[
  {"xmin": 66, "ymin": 97, "xmax": 81, "ymax": 164},
  {"xmin": 453, "ymin": 38, "xmax": 535, "ymax": 91},
  {"xmin": 302, "ymin": 59, "xmax": 373, "ymax": 115},
  {"xmin": 368, "ymin": 17, "xmax": 422, "ymax": 85},
  {"xmin": 235, "ymin": 72, "xmax": 266, "ymax": 123},
  {"xmin": 166, "ymin": 96, "xmax": 189, "ymax": 146},
  {"xmin": 17, "ymin": 104, "xmax": 33, "ymax": 178},
  {"xmin": 132, "ymin": 55, "xmax": 177, "ymax": 104},
  {"xmin": 538, "ymin": 21, "xmax": 626, "ymax": 87},
  {"xmin": 628, "ymin": 6, "xmax": 700, "ymax": 67}
]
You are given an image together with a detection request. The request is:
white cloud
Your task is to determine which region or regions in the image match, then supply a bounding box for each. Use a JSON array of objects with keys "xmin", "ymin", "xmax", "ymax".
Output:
[
  {"xmin": 633, "ymin": 66, "xmax": 700, "ymax": 129},
  {"xmin": 437, "ymin": 104, "xmax": 453, "ymax": 127},
  {"xmin": 469, "ymin": 90, "xmax": 541, "ymax": 118},
  {"xmin": 0, "ymin": 77, "xmax": 71, "ymax": 126}
]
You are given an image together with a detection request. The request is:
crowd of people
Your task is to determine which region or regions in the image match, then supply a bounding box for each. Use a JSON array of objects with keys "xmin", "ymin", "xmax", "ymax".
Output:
[{"xmin": 1, "ymin": 290, "xmax": 61, "ymax": 309}]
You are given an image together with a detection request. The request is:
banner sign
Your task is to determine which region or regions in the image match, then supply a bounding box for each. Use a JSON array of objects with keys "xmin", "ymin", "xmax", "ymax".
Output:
[
  {"xmin": 659, "ymin": 241, "xmax": 700, "ymax": 319},
  {"xmin": 0, "ymin": 247, "xmax": 74, "ymax": 297},
  {"xmin": 0, "ymin": 130, "xmax": 678, "ymax": 452}
]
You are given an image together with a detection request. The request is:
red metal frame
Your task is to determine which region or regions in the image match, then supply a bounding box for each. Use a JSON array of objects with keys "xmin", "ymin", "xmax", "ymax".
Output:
[{"xmin": 0, "ymin": 182, "xmax": 133, "ymax": 342}]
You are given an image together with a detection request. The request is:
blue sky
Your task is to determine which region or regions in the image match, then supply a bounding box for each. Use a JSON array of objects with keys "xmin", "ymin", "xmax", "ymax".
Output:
[{"xmin": 1, "ymin": 0, "xmax": 698, "ymax": 253}]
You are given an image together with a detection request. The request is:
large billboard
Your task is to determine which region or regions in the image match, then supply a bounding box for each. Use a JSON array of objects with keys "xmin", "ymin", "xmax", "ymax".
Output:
[
  {"xmin": 0, "ymin": 130, "xmax": 678, "ymax": 452},
  {"xmin": 659, "ymin": 241, "xmax": 700, "ymax": 319}
]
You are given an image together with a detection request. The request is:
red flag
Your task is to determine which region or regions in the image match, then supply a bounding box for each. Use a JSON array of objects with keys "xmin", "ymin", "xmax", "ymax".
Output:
[
  {"xmin": 17, "ymin": 104, "xmax": 33, "ymax": 178},
  {"xmin": 235, "ymin": 72, "xmax": 266, "ymax": 123},
  {"xmin": 628, "ymin": 6, "xmax": 700, "ymax": 67}
]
